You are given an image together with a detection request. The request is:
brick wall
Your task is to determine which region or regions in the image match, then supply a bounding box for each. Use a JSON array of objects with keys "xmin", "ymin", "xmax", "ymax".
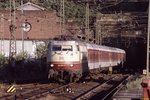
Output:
[{"xmin": 0, "ymin": 10, "xmax": 62, "ymax": 40}]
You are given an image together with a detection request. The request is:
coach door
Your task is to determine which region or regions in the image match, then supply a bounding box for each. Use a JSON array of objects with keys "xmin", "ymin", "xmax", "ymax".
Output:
[{"xmin": 79, "ymin": 45, "xmax": 89, "ymax": 74}]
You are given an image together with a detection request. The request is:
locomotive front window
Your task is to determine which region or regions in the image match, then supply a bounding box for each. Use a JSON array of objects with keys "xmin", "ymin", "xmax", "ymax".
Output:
[
  {"xmin": 52, "ymin": 45, "xmax": 61, "ymax": 51},
  {"xmin": 52, "ymin": 45, "xmax": 72, "ymax": 51},
  {"xmin": 62, "ymin": 45, "xmax": 72, "ymax": 51}
]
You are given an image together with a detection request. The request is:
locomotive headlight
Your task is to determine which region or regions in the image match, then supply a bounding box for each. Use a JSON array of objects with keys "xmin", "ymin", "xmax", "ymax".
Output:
[
  {"xmin": 70, "ymin": 64, "xmax": 73, "ymax": 67},
  {"xmin": 50, "ymin": 64, "xmax": 54, "ymax": 67}
]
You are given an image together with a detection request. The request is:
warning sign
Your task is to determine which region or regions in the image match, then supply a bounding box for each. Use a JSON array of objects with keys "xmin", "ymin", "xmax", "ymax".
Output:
[
  {"xmin": 143, "ymin": 69, "xmax": 147, "ymax": 75},
  {"xmin": 7, "ymin": 85, "xmax": 16, "ymax": 93}
]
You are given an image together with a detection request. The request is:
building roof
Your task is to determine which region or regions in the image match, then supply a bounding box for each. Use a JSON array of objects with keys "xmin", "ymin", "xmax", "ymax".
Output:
[{"xmin": 16, "ymin": 2, "xmax": 45, "ymax": 11}]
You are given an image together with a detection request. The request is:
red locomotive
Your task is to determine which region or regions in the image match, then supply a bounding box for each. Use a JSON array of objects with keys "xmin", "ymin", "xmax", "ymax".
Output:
[{"xmin": 47, "ymin": 40, "xmax": 126, "ymax": 82}]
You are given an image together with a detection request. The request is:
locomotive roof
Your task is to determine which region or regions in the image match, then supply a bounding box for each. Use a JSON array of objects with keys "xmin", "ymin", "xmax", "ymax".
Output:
[
  {"xmin": 49, "ymin": 40, "xmax": 125, "ymax": 53},
  {"xmin": 49, "ymin": 40, "xmax": 78, "ymax": 45}
]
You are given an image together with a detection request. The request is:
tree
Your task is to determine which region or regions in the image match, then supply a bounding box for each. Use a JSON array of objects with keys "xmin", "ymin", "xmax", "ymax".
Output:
[
  {"xmin": 0, "ymin": 53, "xmax": 5, "ymax": 65},
  {"xmin": 36, "ymin": 42, "xmax": 48, "ymax": 58},
  {"xmin": 16, "ymin": 52, "xmax": 29, "ymax": 61},
  {"xmin": 0, "ymin": 0, "xmax": 94, "ymax": 28}
]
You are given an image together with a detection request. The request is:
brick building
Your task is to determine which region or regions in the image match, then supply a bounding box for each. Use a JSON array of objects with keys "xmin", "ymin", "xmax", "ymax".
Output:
[
  {"xmin": 0, "ymin": 2, "xmax": 66, "ymax": 57},
  {"xmin": 0, "ymin": 2, "xmax": 62, "ymax": 40}
]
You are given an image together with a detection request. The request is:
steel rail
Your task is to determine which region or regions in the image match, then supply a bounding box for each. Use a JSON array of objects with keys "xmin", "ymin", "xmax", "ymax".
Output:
[
  {"xmin": 74, "ymin": 76, "xmax": 116, "ymax": 100},
  {"xmin": 101, "ymin": 75, "xmax": 132, "ymax": 100},
  {"xmin": 75, "ymin": 75, "xmax": 131, "ymax": 100}
]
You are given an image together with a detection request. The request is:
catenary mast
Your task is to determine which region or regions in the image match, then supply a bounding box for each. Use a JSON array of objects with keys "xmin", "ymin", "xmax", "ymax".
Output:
[{"xmin": 9, "ymin": 0, "xmax": 16, "ymax": 58}]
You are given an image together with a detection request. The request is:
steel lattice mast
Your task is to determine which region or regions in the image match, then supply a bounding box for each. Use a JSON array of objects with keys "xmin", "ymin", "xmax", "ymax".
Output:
[
  {"xmin": 0, "ymin": 14, "xmax": 4, "ymax": 55},
  {"xmin": 9, "ymin": 0, "xmax": 16, "ymax": 58},
  {"xmin": 85, "ymin": 1, "xmax": 90, "ymax": 42},
  {"xmin": 60, "ymin": 0, "xmax": 65, "ymax": 34}
]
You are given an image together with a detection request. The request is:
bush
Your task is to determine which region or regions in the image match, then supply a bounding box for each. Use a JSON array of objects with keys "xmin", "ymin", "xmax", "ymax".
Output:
[
  {"xmin": 16, "ymin": 51, "xmax": 29, "ymax": 61},
  {"xmin": 36, "ymin": 42, "xmax": 48, "ymax": 59},
  {"xmin": 0, "ymin": 53, "xmax": 5, "ymax": 65}
]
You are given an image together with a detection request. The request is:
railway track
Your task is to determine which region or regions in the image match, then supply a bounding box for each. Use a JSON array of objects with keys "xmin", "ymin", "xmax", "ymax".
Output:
[
  {"xmin": 0, "ymin": 74, "xmax": 132, "ymax": 100},
  {"xmin": 77, "ymin": 75, "xmax": 131, "ymax": 100},
  {"xmin": 48, "ymin": 74, "xmax": 132, "ymax": 100},
  {"xmin": 0, "ymin": 83, "xmax": 61, "ymax": 100}
]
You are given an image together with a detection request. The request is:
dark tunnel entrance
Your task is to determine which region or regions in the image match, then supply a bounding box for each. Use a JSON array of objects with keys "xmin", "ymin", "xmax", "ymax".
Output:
[{"xmin": 103, "ymin": 37, "xmax": 147, "ymax": 73}]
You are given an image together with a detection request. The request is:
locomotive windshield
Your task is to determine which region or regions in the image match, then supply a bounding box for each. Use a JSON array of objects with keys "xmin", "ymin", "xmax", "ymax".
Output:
[
  {"xmin": 52, "ymin": 45, "xmax": 72, "ymax": 51},
  {"xmin": 52, "ymin": 45, "xmax": 61, "ymax": 51}
]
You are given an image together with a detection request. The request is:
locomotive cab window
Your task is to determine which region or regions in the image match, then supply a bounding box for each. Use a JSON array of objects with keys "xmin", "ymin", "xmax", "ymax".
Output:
[
  {"xmin": 52, "ymin": 45, "xmax": 72, "ymax": 51},
  {"xmin": 52, "ymin": 45, "xmax": 61, "ymax": 51},
  {"xmin": 62, "ymin": 45, "xmax": 72, "ymax": 51}
]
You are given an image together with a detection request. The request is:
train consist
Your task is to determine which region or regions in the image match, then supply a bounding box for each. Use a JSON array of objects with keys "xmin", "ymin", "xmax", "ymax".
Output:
[{"xmin": 47, "ymin": 40, "xmax": 126, "ymax": 82}]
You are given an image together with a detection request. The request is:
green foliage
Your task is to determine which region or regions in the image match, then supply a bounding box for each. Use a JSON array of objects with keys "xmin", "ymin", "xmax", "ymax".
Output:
[
  {"xmin": 36, "ymin": 42, "xmax": 48, "ymax": 58},
  {"xmin": 0, "ymin": 2, "xmax": 9, "ymax": 9},
  {"xmin": 126, "ymin": 76, "xmax": 146, "ymax": 90},
  {"xmin": 64, "ymin": 1, "xmax": 86, "ymax": 26},
  {"xmin": 0, "ymin": 0, "xmax": 95, "ymax": 27},
  {"xmin": 38, "ymin": 0, "xmax": 95, "ymax": 27},
  {"xmin": 16, "ymin": 51, "xmax": 29, "ymax": 61},
  {"xmin": 0, "ymin": 53, "xmax": 5, "ymax": 65},
  {"xmin": 40, "ymin": 0, "xmax": 60, "ymax": 11},
  {"xmin": 0, "ymin": 1, "xmax": 20, "ymax": 9},
  {"xmin": 37, "ymin": 0, "xmax": 86, "ymax": 26}
]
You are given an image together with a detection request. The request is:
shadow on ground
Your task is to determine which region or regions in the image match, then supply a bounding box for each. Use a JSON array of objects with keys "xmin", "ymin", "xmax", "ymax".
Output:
[{"xmin": 0, "ymin": 58, "xmax": 48, "ymax": 84}]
